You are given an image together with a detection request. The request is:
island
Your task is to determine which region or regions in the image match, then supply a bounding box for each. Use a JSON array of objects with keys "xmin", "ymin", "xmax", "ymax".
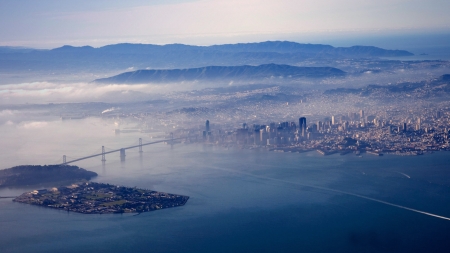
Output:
[
  {"xmin": 0, "ymin": 165, "xmax": 97, "ymax": 187},
  {"xmin": 13, "ymin": 182, "xmax": 189, "ymax": 214}
]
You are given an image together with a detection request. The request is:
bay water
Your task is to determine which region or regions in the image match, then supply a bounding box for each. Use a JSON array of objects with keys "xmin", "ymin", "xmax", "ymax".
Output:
[{"xmin": 1, "ymin": 118, "xmax": 450, "ymax": 252}]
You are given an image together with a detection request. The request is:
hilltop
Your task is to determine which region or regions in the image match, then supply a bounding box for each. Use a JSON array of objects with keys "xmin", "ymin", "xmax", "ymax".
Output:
[
  {"xmin": 49, "ymin": 41, "xmax": 412, "ymax": 57},
  {"xmin": 93, "ymin": 64, "xmax": 346, "ymax": 84},
  {"xmin": 324, "ymin": 74, "xmax": 450, "ymax": 99},
  {"xmin": 0, "ymin": 41, "xmax": 413, "ymax": 73},
  {"xmin": 0, "ymin": 165, "xmax": 98, "ymax": 187}
]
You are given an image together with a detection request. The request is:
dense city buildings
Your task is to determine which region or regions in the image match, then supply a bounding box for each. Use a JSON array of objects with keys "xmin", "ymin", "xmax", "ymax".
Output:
[
  {"xmin": 97, "ymin": 74, "xmax": 450, "ymax": 157},
  {"xmin": 173, "ymin": 108, "xmax": 450, "ymax": 156}
]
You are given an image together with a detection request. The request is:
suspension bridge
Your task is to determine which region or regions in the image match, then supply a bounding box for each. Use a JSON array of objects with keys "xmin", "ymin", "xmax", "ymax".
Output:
[{"xmin": 61, "ymin": 134, "xmax": 185, "ymax": 165}]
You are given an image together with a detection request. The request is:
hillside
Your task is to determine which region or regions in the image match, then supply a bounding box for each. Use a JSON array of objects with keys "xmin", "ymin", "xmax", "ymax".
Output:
[
  {"xmin": 0, "ymin": 41, "xmax": 413, "ymax": 73},
  {"xmin": 0, "ymin": 165, "xmax": 98, "ymax": 187},
  {"xmin": 324, "ymin": 74, "xmax": 450, "ymax": 98},
  {"xmin": 94, "ymin": 64, "xmax": 346, "ymax": 84}
]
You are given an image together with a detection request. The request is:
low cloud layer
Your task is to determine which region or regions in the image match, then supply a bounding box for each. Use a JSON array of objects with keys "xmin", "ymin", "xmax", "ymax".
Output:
[
  {"xmin": 0, "ymin": 81, "xmax": 187, "ymax": 104},
  {"xmin": 21, "ymin": 121, "xmax": 48, "ymax": 129}
]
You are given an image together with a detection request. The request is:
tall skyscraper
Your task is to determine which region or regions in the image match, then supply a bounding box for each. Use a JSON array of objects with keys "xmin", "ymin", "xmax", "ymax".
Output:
[
  {"xmin": 260, "ymin": 128, "xmax": 268, "ymax": 145},
  {"xmin": 359, "ymin": 110, "xmax": 365, "ymax": 119},
  {"xmin": 205, "ymin": 120, "xmax": 210, "ymax": 132},
  {"xmin": 331, "ymin": 116, "xmax": 336, "ymax": 125},
  {"xmin": 254, "ymin": 129, "xmax": 261, "ymax": 145},
  {"xmin": 299, "ymin": 117, "xmax": 306, "ymax": 137}
]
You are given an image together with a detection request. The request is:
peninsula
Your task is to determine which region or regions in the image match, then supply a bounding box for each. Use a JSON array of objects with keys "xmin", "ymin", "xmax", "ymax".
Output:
[{"xmin": 13, "ymin": 182, "xmax": 189, "ymax": 214}]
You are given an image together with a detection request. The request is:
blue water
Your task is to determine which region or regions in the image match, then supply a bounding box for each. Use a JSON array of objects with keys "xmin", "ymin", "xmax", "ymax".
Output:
[{"xmin": 1, "ymin": 143, "xmax": 450, "ymax": 253}]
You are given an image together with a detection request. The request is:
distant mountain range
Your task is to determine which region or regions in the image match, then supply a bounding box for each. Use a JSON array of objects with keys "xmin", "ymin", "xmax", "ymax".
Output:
[
  {"xmin": 93, "ymin": 64, "xmax": 346, "ymax": 84},
  {"xmin": 0, "ymin": 41, "xmax": 413, "ymax": 73},
  {"xmin": 0, "ymin": 46, "xmax": 37, "ymax": 53},
  {"xmin": 49, "ymin": 41, "xmax": 412, "ymax": 56}
]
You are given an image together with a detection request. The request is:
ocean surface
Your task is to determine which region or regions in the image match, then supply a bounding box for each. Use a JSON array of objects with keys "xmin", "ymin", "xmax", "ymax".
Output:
[{"xmin": 1, "ymin": 118, "xmax": 450, "ymax": 253}]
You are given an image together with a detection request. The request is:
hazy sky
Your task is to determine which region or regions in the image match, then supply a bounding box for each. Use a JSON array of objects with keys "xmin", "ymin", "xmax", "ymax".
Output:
[{"xmin": 0, "ymin": 0, "xmax": 449, "ymax": 48}]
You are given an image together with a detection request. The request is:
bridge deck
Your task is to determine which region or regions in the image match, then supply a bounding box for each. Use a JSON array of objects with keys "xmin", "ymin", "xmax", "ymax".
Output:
[{"xmin": 63, "ymin": 138, "xmax": 183, "ymax": 165}]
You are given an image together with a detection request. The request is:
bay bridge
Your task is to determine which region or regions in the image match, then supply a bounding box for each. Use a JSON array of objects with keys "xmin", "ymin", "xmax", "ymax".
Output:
[{"xmin": 61, "ymin": 134, "xmax": 186, "ymax": 165}]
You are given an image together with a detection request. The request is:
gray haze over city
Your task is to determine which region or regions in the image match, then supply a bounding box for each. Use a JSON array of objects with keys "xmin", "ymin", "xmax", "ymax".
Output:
[{"xmin": 1, "ymin": 1, "xmax": 450, "ymax": 253}]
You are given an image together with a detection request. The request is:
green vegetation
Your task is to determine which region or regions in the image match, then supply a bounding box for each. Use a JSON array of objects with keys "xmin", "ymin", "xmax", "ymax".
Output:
[
  {"xmin": 102, "ymin": 200, "xmax": 127, "ymax": 206},
  {"xmin": 0, "ymin": 165, "xmax": 97, "ymax": 187}
]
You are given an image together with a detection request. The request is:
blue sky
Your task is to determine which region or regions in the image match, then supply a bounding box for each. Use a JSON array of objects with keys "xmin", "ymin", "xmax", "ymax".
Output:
[{"xmin": 0, "ymin": 0, "xmax": 449, "ymax": 48}]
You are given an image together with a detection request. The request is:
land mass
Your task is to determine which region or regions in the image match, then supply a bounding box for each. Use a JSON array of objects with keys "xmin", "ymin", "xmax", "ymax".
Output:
[
  {"xmin": 0, "ymin": 41, "xmax": 413, "ymax": 74},
  {"xmin": 0, "ymin": 165, "xmax": 97, "ymax": 187},
  {"xmin": 324, "ymin": 74, "xmax": 450, "ymax": 97},
  {"xmin": 13, "ymin": 182, "xmax": 189, "ymax": 214},
  {"xmin": 94, "ymin": 64, "xmax": 346, "ymax": 84}
]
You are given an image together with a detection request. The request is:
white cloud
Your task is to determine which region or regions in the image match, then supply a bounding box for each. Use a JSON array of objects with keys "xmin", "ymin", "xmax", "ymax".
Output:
[
  {"xmin": 101, "ymin": 107, "xmax": 119, "ymax": 114},
  {"xmin": 22, "ymin": 121, "xmax": 48, "ymax": 129},
  {"xmin": 0, "ymin": 81, "xmax": 192, "ymax": 104},
  {"xmin": 0, "ymin": 110, "xmax": 15, "ymax": 116},
  {"xmin": 4, "ymin": 120, "xmax": 14, "ymax": 126}
]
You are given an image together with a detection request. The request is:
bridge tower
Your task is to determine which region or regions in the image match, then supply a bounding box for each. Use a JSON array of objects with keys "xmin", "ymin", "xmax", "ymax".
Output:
[
  {"xmin": 120, "ymin": 148, "xmax": 126, "ymax": 161},
  {"xmin": 101, "ymin": 146, "xmax": 106, "ymax": 162},
  {"xmin": 139, "ymin": 138, "xmax": 143, "ymax": 153},
  {"xmin": 63, "ymin": 155, "xmax": 66, "ymax": 164}
]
